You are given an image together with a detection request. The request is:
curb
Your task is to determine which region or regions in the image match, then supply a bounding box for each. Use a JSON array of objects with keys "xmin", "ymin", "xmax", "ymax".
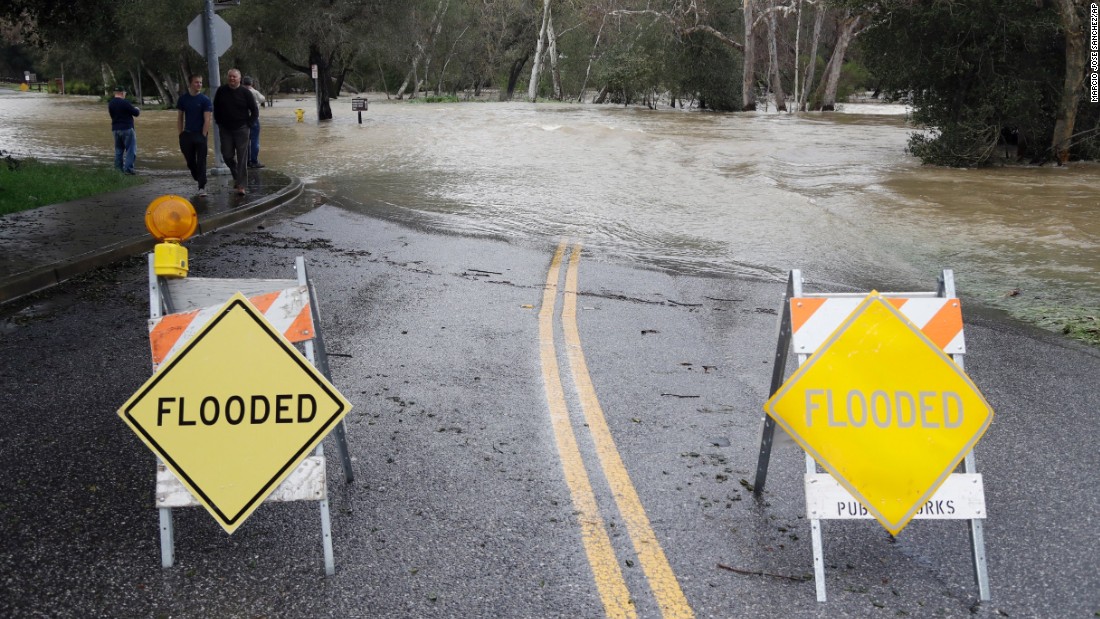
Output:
[{"xmin": 0, "ymin": 176, "xmax": 305, "ymax": 305}]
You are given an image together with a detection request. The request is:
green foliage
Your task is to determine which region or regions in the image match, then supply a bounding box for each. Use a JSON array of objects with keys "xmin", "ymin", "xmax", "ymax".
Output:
[
  {"xmin": 0, "ymin": 157, "xmax": 143, "ymax": 215},
  {"xmin": 60, "ymin": 80, "xmax": 98, "ymax": 96},
  {"xmin": 906, "ymin": 121, "xmax": 1001, "ymax": 168},
  {"xmin": 675, "ymin": 30, "xmax": 741, "ymax": 111},
  {"xmin": 859, "ymin": 0, "xmax": 1073, "ymax": 166},
  {"xmin": 834, "ymin": 59, "xmax": 871, "ymax": 103},
  {"xmin": 412, "ymin": 94, "xmax": 463, "ymax": 103},
  {"xmin": 597, "ymin": 45, "xmax": 668, "ymax": 106}
]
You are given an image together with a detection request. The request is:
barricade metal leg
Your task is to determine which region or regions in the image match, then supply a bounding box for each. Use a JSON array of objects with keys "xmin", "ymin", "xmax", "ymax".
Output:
[
  {"xmin": 807, "ymin": 453, "xmax": 827, "ymax": 601},
  {"xmin": 964, "ymin": 452, "xmax": 991, "ymax": 601},
  {"xmin": 315, "ymin": 443, "xmax": 336, "ymax": 576},
  {"xmin": 297, "ymin": 257, "xmax": 355, "ymax": 483},
  {"xmin": 754, "ymin": 270, "xmax": 800, "ymax": 494},
  {"xmin": 295, "ymin": 257, "xmax": 342, "ymax": 576},
  {"xmin": 159, "ymin": 507, "xmax": 175, "ymax": 568},
  {"xmin": 150, "ymin": 257, "xmax": 178, "ymax": 569},
  {"xmin": 941, "ymin": 269, "xmax": 991, "ymax": 601}
]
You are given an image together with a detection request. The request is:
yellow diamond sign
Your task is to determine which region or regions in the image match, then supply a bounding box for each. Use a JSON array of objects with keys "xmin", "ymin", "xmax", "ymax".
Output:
[
  {"xmin": 119, "ymin": 292, "xmax": 352, "ymax": 533},
  {"xmin": 764, "ymin": 292, "xmax": 992, "ymax": 535}
]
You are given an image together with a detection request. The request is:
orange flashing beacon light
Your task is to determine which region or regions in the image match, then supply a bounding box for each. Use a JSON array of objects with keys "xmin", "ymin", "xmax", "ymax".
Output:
[{"xmin": 145, "ymin": 195, "xmax": 198, "ymax": 278}]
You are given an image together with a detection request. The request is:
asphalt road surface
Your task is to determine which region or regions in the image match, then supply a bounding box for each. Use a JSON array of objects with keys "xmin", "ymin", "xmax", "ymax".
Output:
[{"xmin": 1, "ymin": 195, "xmax": 1098, "ymax": 618}]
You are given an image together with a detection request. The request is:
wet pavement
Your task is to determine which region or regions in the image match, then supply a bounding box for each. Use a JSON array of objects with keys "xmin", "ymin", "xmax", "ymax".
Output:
[
  {"xmin": 1, "ymin": 204, "xmax": 1098, "ymax": 618},
  {"xmin": 0, "ymin": 167, "xmax": 303, "ymax": 304}
]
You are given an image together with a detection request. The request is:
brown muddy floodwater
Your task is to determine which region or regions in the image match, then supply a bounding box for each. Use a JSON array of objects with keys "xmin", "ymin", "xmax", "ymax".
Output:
[{"xmin": 2, "ymin": 90, "xmax": 1097, "ymax": 338}]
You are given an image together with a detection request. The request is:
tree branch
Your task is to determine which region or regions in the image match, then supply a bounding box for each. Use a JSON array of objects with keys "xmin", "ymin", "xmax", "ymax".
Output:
[
  {"xmin": 608, "ymin": 10, "xmax": 744, "ymax": 51},
  {"xmin": 270, "ymin": 47, "xmax": 310, "ymax": 75},
  {"xmin": 680, "ymin": 24, "xmax": 744, "ymax": 51}
]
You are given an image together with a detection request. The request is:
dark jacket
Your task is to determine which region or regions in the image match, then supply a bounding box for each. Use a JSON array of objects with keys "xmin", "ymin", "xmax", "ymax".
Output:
[
  {"xmin": 108, "ymin": 97, "xmax": 140, "ymax": 131},
  {"xmin": 213, "ymin": 85, "xmax": 258, "ymax": 131}
]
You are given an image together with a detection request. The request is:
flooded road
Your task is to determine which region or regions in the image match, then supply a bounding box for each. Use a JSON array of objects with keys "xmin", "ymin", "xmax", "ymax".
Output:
[{"xmin": 3, "ymin": 90, "xmax": 1097, "ymax": 334}]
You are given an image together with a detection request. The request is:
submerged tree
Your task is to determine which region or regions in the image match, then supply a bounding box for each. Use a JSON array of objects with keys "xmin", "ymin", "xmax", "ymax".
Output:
[{"xmin": 859, "ymin": 0, "xmax": 1095, "ymax": 166}]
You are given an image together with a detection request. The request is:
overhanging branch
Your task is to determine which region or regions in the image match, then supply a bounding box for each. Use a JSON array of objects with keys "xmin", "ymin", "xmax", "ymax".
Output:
[{"xmin": 270, "ymin": 47, "xmax": 310, "ymax": 74}]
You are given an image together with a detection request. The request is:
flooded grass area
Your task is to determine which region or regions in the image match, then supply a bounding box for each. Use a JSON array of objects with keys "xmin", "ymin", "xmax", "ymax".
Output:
[{"xmin": 1014, "ymin": 305, "xmax": 1100, "ymax": 346}]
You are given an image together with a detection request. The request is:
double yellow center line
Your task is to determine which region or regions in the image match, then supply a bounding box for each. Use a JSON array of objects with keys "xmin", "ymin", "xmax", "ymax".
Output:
[{"xmin": 539, "ymin": 241, "xmax": 693, "ymax": 619}]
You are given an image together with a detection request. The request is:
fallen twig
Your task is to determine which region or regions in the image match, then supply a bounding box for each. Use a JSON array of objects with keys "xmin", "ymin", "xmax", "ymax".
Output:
[
  {"xmin": 661, "ymin": 393, "xmax": 700, "ymax": 398},
  {"xmin": 717, "ymin": 564, "xmax": 810, "ymax": 582}
]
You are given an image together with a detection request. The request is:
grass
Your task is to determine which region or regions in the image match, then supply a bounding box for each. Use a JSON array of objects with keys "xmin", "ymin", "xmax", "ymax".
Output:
[
  {"xmin": 1013, "ymin": 305, "xmax": 1100, "ymax": 348},
  {"xmin": 0, "ymin": 156, "xmax": 145, "ymax": 215}
]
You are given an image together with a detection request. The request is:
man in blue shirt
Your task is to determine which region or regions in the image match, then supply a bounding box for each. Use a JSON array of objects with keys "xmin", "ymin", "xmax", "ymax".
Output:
[
  {"xmin": 177, "ymin": 75, "xmax": 213, "ymax": 196},
  {"xmin": 107, "ymin": 85, "xmax": 140, "ymax": 174}
]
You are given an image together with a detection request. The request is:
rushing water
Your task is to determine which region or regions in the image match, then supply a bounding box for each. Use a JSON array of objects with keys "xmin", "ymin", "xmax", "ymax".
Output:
[{"xmin": 2, "ymin": 90, "xmax": 1097, "ymax": 335}]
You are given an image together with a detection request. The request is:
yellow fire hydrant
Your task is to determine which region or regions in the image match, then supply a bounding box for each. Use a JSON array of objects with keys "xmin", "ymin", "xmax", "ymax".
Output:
[{"xmin": 295, "ymin": 108, "xmax": 305, "ymax": 123}]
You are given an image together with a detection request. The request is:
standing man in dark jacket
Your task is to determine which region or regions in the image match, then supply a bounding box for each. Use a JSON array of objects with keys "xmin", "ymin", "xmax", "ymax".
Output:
[
  {"xmin": 108, "ymin": 85, "xmax": 140, "ymax": 175},
  {"xmin": 177, "ymin": 74, "xmax": 213, "ymax": 196},
  {"xmin": 212, "ymin": 68, "xmax": 257, "ymax": 196}
]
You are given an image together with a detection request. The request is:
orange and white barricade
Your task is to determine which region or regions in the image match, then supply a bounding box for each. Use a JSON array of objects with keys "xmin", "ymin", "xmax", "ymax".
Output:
[{"xmin": 752, "ymin": 269, "xmax": 991, "ymax": 602}]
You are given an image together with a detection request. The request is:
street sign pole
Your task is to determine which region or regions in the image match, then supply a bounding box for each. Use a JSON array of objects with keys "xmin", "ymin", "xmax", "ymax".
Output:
[
  {"xmin": 203, "ymin": 0, "xmax": 228, "ymax": 172},
  {"xmin": 312, "ymin": 64, "xmax": 320, "ymax": 122}
]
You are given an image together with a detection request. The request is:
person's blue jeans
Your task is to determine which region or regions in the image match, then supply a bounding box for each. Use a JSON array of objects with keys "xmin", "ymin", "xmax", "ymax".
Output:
[
  {"xmin": 113, "ymin": 128, "xmax": 136, "ymax": 173},
  {"xmin": 248, "ymin": 120, "xmax": 260, "ymax": 165}
]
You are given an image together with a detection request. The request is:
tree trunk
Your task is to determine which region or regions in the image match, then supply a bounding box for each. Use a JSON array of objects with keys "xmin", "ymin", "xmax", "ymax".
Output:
[
  {"xmin": 528, "ymin": 0, "xmax": 552, "ymax": 101},
  {"xmin": 333, "ymin": 57, "xmax": 353, "ymax": 100},
  {"xmin": 742, "ymin": 0, "xmax": 756, "ymax": 111},
  {"xmin": 145, "ymin": 66, "xmax": 173, "ymax": 107},
  {"xmin": 395, "ymin": 49, "xmax": 418, "ymax": 99},
  {"xmin": 375, "ymin": 57, "xmax": 390, "ymax": 98},
  {"xmin": 1051, "ymin": 0, "xmax": 1086, "ymax": 164},
  {"xmin": 766, "ymin": 1, "xmax": 787, "ymax": 112},
  {"xmin": 270, "ymin": 44, "xmax": 332, "ymax": 118},
  {"xmin": 128, "ymin": 68, "xmax": 142, "ymax": 105},
  {"xmin": 309, "ymin": 43, "xmax": 333, "ymax": 120},
  {"xmin": 799, "ymin": 6, "xmax": 824, "ymax": 112},
  {"xmin": 438, "ymin": 25, "xmax": 470, "ymax": 95},
  {"xmin": 101, "ymin": 63, "xmax": 116, "ymax": 97},
  {"xmin": 547, "ymin": 8, "xmax": 563, "ymax": 100},
  {"xmin": 578, "ymin": 14, "xmax": 607, "ymax": 103},
  {"xmin": 812, "ymin": 12, "xmax": 860, "ymax": 111},
  {"xmin": 179, "ymin": 57, "xmax": 194, "ymax": 93},
  {"xmin": 502, "ymin": 53, "xmax": 529, "ymax": 101},
  {"xmin": 793, "ymin": 0, "xmax": 802, "ymax": 112},
  {"xmin": 417, "ymin": 49, "xmax": 432, "ymax": 97},
  {"xmin": 396, "ymin": 0, "xmax": 450, "ymax": 100}
]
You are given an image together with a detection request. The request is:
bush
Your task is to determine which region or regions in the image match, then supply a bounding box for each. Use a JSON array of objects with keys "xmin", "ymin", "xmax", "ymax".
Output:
[{"xmin": 907, "ymin": 123, "xmax": 1000, "ymax": 167}]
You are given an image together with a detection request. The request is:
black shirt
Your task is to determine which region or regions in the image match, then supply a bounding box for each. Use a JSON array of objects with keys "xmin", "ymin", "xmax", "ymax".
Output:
[{"xmin": 212, "ymin": 85, "xmax": 258, "ymax": 131}]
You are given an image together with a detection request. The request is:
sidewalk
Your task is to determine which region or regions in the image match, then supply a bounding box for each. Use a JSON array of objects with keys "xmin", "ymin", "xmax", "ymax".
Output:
[{"xmin": 0, "ymin": 167, "xmax": 303, "ymax": 304}]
